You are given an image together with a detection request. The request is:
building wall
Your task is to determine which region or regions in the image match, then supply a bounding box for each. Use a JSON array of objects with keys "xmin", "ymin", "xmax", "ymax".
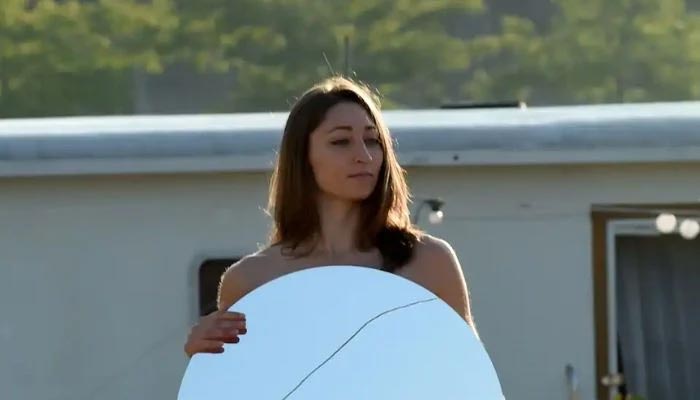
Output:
[
  {"xmin": 2, "ymin": 162, "xmax": 699, "ymax": 400},
  {"xmin": 0, "ymin": 172, "xmax": 269, "ymax": 400}
]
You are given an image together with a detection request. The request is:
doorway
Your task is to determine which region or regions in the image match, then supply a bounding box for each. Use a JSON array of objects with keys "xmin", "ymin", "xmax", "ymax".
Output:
[{"xmin": 593, "ymin": 215, "xmax": 699, "ymax": 400}]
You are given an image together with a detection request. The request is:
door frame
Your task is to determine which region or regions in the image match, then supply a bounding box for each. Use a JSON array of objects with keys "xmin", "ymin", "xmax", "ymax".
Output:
[
  {"xmin": 605, "ymin": 218, "xmax": 660, "ymax": 399},
  {"xmin": 591, "ymin": 203, "xmax": 700, "ymax": 400}
]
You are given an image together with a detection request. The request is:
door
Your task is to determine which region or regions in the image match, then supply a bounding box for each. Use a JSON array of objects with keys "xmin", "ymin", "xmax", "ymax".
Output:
[{"xmin": 604, "ymin": 219, "xmax": 699, "ymax": 400}]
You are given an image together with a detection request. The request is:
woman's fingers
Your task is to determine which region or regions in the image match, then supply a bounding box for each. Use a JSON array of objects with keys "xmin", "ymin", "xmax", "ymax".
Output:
[
  {"xmin": 198, "ymin": 340, "xmax": 226, "ymax": 353},
  {"xmin": 186, "ymin": 339, "xmax": 226, "ymax": 356},
  {"xmin": 217, "ymin": 311, "xmax": 246, "ymax": 320},
  {"xmin": 216, "ymin": 311, "xmax": 246, "ymax": 330},
  {"xmin": 207, "ymin": 328, "xmax": 241, "ymax": 342},
  {"xmin": 185, "ymin": 311, "xmax": 247, "ymax": 357},
  {"xmin": 215, "ymin": 315, "xmax": 247, "ymax": 337},
  {"xmin": 216, "ymin": 319, "xmax": 246, "ymax": 330}
]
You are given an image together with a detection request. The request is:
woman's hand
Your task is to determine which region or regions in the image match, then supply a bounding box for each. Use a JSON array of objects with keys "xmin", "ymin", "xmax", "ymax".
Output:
[{"xmin": 184, "ymin": 310, "xmax": 247, "ymax": 357}]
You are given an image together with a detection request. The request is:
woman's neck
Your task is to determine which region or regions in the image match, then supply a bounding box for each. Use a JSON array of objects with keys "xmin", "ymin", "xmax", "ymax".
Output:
[{"xmin": 312, "ymin": 196, "xmax": 362, "ymax": 257}]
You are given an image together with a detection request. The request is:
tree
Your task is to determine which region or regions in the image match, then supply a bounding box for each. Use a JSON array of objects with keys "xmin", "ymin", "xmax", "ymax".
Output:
[
  {"xmin": 342, "ymin": 0, "xmax": 484, "ymax": 108},
  {"xmin": 0, "ymin": 0, "xmax": 179, "ymax": 118},
  {"xmin": 464, "ymin": 0, "xmax": 700, "ymax": 105},
  {"xmin": 178, "ymin": 0, "xmax": 484, "ymax": 111},
  {"xmin": 1, "ymin": 0, "xmax": 488, "ymax": 116}
]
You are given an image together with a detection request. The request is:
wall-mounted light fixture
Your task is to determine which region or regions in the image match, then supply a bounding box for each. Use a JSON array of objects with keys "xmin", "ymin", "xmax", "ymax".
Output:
[{"xmin": 411, "ymin": 198, "xmax": 445, "ymax": 225}]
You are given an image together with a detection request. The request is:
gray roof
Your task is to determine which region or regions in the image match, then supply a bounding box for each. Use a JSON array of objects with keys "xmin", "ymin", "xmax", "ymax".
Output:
[{"xmin": 2, "ymin": 101, "xmax": 700, "ymax": 177}]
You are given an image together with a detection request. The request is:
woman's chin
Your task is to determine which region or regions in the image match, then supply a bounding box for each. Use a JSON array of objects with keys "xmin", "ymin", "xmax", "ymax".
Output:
[{"xmin": 338, "ymin": 191, "xmax": 374, "ymax": 202}]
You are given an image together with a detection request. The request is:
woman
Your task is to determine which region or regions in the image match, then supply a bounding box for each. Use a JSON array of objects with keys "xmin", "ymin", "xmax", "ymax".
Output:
[{"xmin": 184, "ymin": 76, "xmax": 478, "ymax": 357}]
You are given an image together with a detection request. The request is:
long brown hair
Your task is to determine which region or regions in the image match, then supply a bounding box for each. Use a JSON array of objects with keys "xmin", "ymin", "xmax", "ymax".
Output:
[{"xmin": 266, "ymin": 76, "xmax": 422, "ymax": 271}]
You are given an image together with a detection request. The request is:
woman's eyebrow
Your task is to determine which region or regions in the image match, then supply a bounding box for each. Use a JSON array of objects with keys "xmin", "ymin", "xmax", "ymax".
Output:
[{"xmin": 328, "ymin": 124, "xmax": 377, "ymax": 133}]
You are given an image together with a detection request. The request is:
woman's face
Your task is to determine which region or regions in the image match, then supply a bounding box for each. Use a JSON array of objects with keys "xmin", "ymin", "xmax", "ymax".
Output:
[{"xmin": 308, "ymin": 101, "xmax": 384, "ymax": 202}]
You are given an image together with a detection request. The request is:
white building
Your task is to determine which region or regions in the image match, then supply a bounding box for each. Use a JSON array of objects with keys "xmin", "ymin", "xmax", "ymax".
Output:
[{"xmin": 2, "ymin": 102, "xmax": 699, "ymax": 400}]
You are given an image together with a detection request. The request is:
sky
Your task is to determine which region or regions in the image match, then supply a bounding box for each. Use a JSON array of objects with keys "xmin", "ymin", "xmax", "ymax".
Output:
[{"xmin": 178, "ymin": 266, "xmax": 504, "ymax": 400}]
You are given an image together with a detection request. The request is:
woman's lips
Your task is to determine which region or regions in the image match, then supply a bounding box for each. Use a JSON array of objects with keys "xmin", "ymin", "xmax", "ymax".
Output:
[{"xmin": 348, "ymin": 172, "xmax": 374, "ymax": 178}]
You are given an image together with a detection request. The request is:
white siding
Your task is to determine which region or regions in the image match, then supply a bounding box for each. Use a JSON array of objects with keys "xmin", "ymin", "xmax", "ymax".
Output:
[{"xmin": 2, "ymin": 162, "xmax": 699, "ymax": 399}]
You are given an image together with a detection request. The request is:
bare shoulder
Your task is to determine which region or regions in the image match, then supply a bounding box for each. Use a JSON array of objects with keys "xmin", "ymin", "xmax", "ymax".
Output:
[
  {"xmin": 413, "ymin": 233, "xmax": 459, "ymax": 261},
  {"xmin": 217, "ymin": 246, "xmax": 282, "ymax": 311},
  {"xmin": 409, "ymin": 234, "xmax": 477, "ymax": 334},
  {"xmin": 410, "ymin": 234, "xmax": 464, "ymax": 287}
]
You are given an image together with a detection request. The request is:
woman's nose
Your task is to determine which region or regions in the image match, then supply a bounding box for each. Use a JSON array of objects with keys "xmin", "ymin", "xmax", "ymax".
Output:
[{"xmin": 353, "ymin": 142, "xmax": 373, "ymax": 163}]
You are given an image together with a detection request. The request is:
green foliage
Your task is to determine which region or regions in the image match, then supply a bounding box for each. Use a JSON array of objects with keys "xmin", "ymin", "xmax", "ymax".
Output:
[
  {"xmin": 465, "ymin": 0, "xmax": 700, "ymax": 104},
  {"xmin": 3, "ymin": 0, "xmax": 700, "ymax": 117},
  {"xmin": 178, "ymin": 0, "xmax": 484, "ymax": 111},
  {"xmin": 0, "ymin": 0, "xmax": 179, "ymax": 117},
  {"xmin": 1, "ymin": 0, "xmax": 483, "ymax": 116}
]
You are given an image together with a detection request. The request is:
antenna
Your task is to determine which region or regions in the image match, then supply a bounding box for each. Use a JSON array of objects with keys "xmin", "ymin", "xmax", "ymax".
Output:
[
  {"xmin": 343, "ymin": 35, "xmax": 351, "ymax": 76},
  {"xmin": 322, "ymin": 52, "xmax": 335, "ymax": 75}
]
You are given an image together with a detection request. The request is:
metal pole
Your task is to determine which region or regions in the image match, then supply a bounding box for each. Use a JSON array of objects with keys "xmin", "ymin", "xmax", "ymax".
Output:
[{"xmin": 343, "ymin": 35, "xmax": 350, "ymax": 76}]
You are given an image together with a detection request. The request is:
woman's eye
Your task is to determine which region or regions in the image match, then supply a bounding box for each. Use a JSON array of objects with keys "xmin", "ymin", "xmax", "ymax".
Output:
[
  {"xmin": 365, "ymin": 138, "xmax": 381, "ymax": 146},
  {"xmin": 330, "ymin": 139, "xmax": 350, "ymax": 146}
]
